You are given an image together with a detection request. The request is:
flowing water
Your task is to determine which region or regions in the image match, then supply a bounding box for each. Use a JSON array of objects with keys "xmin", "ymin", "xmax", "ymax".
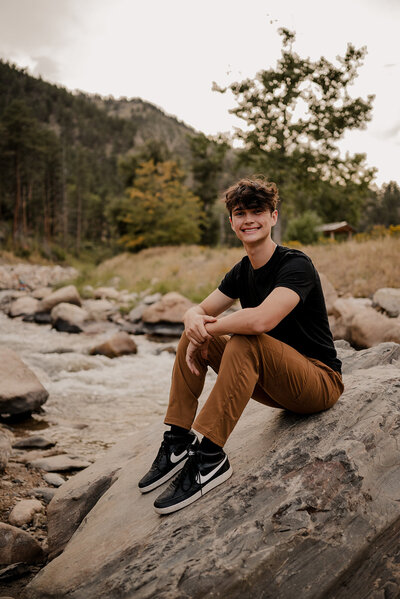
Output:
[{"xmin": 0, "ymin": 312, "xmax": 217, "ymax": 460}]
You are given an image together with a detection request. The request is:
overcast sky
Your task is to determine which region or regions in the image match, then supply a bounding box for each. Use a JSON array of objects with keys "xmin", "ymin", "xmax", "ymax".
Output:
[{"xmin": 0, "ymin": 0, "xmax": 399, "ymax": 186}]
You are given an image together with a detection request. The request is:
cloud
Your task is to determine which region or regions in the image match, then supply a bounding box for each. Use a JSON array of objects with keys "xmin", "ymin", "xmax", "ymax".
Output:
[
  {"xmin": 374, "ymin": 121, "xmax": 400, "ymax": 140},
  {"xmin": 31, "ymin": 56, "xmax": 61, "ymax": 81}
]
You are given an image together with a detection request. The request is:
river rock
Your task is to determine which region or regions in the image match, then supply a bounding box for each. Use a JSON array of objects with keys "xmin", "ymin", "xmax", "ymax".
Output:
[
  {"xmin": 93, "ymin": 287, "xmax": 120, "ymax": 300},
  {"xmin": 142, "ymin": 292, "xmax": 162, "ymax": 305},
  {"xmin": 142, "ymin": 292, "xmax": 193, "ymax": 324},
  {"xmin": 126, "ymin": 303, "xmax": 145, "ymax": 323},
  {"xmin": 0, "ymin": 523, "xmax": 45, "ymax": 565},
  {"xmin": 83, "ymin": 299, "xmax": 116, "ymax": 321},
  {"xmin": 43, "ymin": 473, "xmax": 65, "ymax": 487},
  {"xmin": 32, "ymin": 487, "xmax": 56, "ymax": 504},
  {"xmin": 0, "ymin": 349, "xmax": 49, "ymax": 416},
  {"xmin": 31, "ymin": 286, "xmax": 53, "ymax": 300},
  {"xmin": 319, "ymin": 273, "xmax": 338, "ymax": 314},
  {"xmin": 373, "ymin": 287, "xmax": 400, "ymax": 317},
  {"xmin": 331, "ymin": 297, "xmax": 373, "ymax": 342},
  {"xmin": 89, "ymin": 332, "xmax": 138, "ymax": 358},
  {"xmin": 0, "ymin": 427, "xmax": 12, "ymax": 471},
  {"xmin": 29, "ymin": 454, "xmax": 91, "ymax": 472},
  {"xmin": 38, "ymin": 285, "xmax": 82, "ymax": 312},
  {"xmin": 8, "ymin": 296, "xmax": 39, "ymax": 318},
  {"xmin": 8, "ymin": 499, "xmax": 43, "ymax": 527},
  {"xmin": 25, "ymin": 344, "xmax": 400, "ymax": 599},
  {"xmin": 12, "ymin": 435, "xmax": 55, "ymax": 450},
  {"xmin": 350, "ymin": 307, "xmax": 400, "ymax": 349},
  {"xmin": 50, "ymin": 303, "xmax": 89, "ymax": 334}
]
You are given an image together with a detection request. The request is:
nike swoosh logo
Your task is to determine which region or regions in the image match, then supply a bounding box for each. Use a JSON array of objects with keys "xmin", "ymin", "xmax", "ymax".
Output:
[
  {"xmin": 170, "ymin": 449, "xmax": 187, "ymax": 464},
  {"xmin": 197, "ymin": 456, "xmax": 227, "ymax": 485}
]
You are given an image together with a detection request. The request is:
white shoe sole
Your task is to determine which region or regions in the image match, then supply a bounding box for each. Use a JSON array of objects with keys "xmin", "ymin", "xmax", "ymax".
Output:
[
  {"xmin": 153, "ymin": 465, "xmax": 233, "ymax": 514},
  {"xmin": 139, "ymin": 458, "xmax": 187, "ymax": 494}
]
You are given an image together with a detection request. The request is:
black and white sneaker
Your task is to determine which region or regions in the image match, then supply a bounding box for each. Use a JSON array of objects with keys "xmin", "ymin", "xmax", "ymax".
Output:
[
  {"xmin": 153, "ymin": 447, "xmax": 233, "ymax": 515},
  {"xmin": 138, "ymin": 430, "xmax": 199, "ymax": 494}
]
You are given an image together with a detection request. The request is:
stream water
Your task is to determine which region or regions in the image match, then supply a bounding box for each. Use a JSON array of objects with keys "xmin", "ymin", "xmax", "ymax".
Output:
[{"xmin": 0, "ymin": 312, "xmax": 217, "ymax": 460}]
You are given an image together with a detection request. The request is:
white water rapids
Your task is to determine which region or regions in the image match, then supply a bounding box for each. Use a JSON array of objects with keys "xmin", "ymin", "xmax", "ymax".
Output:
[{"xmin": 0, "ymin": 312, "xmax": 217, "ymax": 460}]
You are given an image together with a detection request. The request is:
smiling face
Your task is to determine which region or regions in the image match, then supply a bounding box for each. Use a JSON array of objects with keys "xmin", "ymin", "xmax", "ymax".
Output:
[{"xmin": 230, "ymin": 205, "xmax": 278, "ymax": 246}]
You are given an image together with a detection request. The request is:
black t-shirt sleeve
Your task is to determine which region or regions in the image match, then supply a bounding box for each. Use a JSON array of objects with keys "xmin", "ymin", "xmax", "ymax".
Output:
[
  {"xmin": 218, "ymin": 261, "xmax": 242, "ymax": 299},
  {"xmin": 274, "ymin": 255, "xmax": 316, "ymax": 303}
]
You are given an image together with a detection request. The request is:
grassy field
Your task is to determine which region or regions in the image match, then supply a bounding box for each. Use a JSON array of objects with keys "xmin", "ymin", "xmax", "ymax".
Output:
[
  {"xmin": 87, "ymin": 236, "xmax": 399, "ymax": 301},
  {"xmin": 2, "ymin": 237, "xmax": 399, "ymax": 301}
]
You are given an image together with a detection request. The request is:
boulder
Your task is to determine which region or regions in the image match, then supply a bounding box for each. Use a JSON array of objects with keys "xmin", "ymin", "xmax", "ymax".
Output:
[
  {"xmin": 331, "ymin": 297, "xmax": 373, "ymax": 342},
  {"xmin": 50, "ymin": 303, "xmax": 89, "ymax": 334},
  {"xmin": 38, "ymin": 285, "xmax": 81, "ymax": 313},
  {"xmin": 8, "ymin": 296, "xmax": 39, "ymax": 318},
  {"xmin": 0, "ymin": 523, "xmax": 45, "ymax": 565},
  {"xmin": 8, "ymin": 499, "xmax": 43, "ymax": 527},
  {"xmin": 142, "ymin": 292, "xmax": 193, "ymax": 324},
  {"xmin": 93, "ymin": 287, "xmax": 120, "ymax": 300},
  {"xmin": 0, "ymin": 349, "xmax": 49, "ymax": 416},
  {"xmin": 319, "ymin": 273, "xmax": 338, "ymax": 314},
  {"xmin": 350, "ymin": 307, "xmax": 400, "ymax": 349},
  {"xmin": 373, "ymin": 287, "xmax": 400, "ymax": 318},
  {"xmin": 0, "ymin": 426, "xmax": 12, "ymax": 471},
  {"xmin": 89, "ymin": 332, "xmax": 138, "ymax": 358},
  {"xmin": 25, "ymin": 344, "xmax": 400, "ymax": 599},
  {"xmin": 83, "ymin": 299, "xmax": 116, "ymax": 321},
  {"xmin": 29, "ymin": 454, "xmax": 91, "ymax": 472}
]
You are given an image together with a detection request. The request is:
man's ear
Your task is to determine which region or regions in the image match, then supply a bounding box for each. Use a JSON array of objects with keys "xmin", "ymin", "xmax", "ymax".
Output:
[
  {"xmin": 271, "ymin": 210, "xmax": 278, "ymax": 226},
  {"xmin": 229, "ymin": 216, "xmax": 234, "ymax": 231}
]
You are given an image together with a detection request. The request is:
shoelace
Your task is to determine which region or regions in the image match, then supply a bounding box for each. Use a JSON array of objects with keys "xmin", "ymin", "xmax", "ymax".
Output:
[{"xmin": 170, "ymin": 449, "xmax": 203, "ymax": 494}]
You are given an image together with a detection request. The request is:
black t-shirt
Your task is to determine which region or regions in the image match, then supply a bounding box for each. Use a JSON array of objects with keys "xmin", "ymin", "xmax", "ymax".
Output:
[{"xmin": 218, "ymin": 245, "xmax": 341, "ymax": 373}]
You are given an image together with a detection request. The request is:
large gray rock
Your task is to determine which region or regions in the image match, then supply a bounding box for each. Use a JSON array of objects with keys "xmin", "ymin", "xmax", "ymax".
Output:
[
  {"xmin": 50, "ymin": 303, "xmax": 89, "ymax": 334},
  {"xmin": 38, "ymin": 285, "xmax": 81, "ymax": 313},
  {"xmin": 0, "ymin": 523, "xmax": 45, "ymax": 565},
  {"xmin": 373, "ymin": 287, "xmax": 400, "ymax": 317},
  {"xmin": 0, "ymin": 349, "xmax": 49, "ymax": 415},
  {"xmin": 25, "ymin": 344, "xmax": 400, "ymax": 599}
]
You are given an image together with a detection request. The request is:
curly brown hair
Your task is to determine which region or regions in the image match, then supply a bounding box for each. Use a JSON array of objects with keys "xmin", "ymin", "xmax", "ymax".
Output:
[{"xmin": 224, "ymin": 177, "xmax": 279, "ymax": 215}]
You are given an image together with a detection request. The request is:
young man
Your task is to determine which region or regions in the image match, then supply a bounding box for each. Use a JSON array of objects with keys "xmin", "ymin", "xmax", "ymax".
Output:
[{"xmin": 138, "ymin": 177, "xmax": 344, "ymax": 515}]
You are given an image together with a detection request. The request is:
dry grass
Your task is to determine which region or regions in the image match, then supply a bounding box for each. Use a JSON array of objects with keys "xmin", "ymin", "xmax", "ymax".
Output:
[
  {"xmin": 92, "ymin": 236, "xmax": 399, "ymax": 300},
  {"xmin": 302, "ymin": 236, "xmax": 400, "ymax": 297},
  {"xmin": 95, "ymin": 246, "xmax": 245, "ymax": 303}
]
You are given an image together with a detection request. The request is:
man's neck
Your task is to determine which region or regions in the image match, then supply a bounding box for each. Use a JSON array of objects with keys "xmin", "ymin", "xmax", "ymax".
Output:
[{"xmin": 245, "ymin": 238, "xmax": 277, "ymax": 269}]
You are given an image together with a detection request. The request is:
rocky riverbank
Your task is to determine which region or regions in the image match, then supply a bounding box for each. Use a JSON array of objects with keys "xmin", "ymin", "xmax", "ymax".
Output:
[{"xmin": 1, "ymin": 262, "xmax": 400, "ymax": 597}]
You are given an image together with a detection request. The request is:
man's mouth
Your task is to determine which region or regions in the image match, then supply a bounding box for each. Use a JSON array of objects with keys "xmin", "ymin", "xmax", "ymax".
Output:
[{"xmin": 242, "ymin": 227, "xmax": 260, "ymax": 232}]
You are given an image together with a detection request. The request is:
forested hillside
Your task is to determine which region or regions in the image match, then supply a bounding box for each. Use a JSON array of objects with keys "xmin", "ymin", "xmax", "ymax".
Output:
[{"xmin": 0, "ymin": 60, "xmax": 227, "ymax": 256}]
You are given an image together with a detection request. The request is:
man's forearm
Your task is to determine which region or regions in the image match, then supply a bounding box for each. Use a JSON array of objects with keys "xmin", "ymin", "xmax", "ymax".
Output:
[{"xmin": 205, "ymin": 307, "xmax": 269, "ymax": 337}]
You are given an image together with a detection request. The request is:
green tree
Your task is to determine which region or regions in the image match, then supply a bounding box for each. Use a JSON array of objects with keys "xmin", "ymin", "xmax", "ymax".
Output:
[
  {"xmin": 109, "ymin": 160, "xmax": 203, "ymax": 250},
  {"xmin": 380, "ymin": 181, "xmax": 400, "ymax": 226},
  {"xmin": 187, "ymin": 133, "xmax": 227, "ymax": 244},
  {"xmin": 214, "ymin": 28, "xmax": 376, "ymax": 236},
  {"xmin": 285, "ymin": 210, "xmax": 322, "ymax": 244}
]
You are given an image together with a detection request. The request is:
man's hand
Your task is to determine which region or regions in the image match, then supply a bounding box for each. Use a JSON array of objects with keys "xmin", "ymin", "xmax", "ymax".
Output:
[
  {"xmin": 185, "ymin": 340, "xmax": 202, "ymax": 376},
  {"xmin": 184, "ymin": 311, "xmax": 217, "ymax": 346}
]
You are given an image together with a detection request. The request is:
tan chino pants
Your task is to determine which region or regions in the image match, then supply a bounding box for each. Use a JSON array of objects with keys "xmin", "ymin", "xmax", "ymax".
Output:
[{"xmin": 165, "ymin": 333, "xmax": 344, "ymax": 447}]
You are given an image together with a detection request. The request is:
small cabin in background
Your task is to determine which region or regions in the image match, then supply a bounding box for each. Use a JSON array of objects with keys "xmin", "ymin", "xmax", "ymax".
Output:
[{"xmin": 316, "ymin": 221, "xmax": 356, "ymax": 241}]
